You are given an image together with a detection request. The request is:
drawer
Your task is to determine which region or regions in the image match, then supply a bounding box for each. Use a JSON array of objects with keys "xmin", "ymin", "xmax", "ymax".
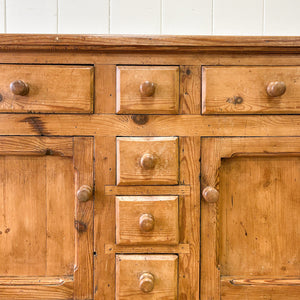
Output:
[
  {"xmin": 0, "ymin": 64, "xmax": 93, "ymax": 113},
  {"xmin": 117, "ymin": 137, "xmax": 179, "ymax": 185},
  {"xmin": 202, "ymin": 66, "xmax": 300, "ymax": 114},
  {"xmin": 116, "ymin": 255, "xmax": 178, "ymax": 299},
  {"xmin": 116, "ymin": 196, "xmax": 179, "ymax": 245},
  {"xmin": 116, "ymin": 66, "xmax": 179, "ymax": 114}
]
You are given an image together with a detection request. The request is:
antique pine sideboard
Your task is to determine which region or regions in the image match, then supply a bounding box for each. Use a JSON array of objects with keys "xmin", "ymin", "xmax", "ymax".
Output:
[{"xmin": 0, "ymin": 35, "xmax": 299, "ymax": 300}]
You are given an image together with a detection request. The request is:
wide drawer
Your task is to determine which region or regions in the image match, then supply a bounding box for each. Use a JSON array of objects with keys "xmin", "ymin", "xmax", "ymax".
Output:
[
  {"xmin": 116, "ymin": 196, "xmax": 179, "ymax": 245},
  {"xmin": 116, "ymin": 66, "xmax": 179, "ymax": 114},
  {"xmin": 116, "ymin": 255, "xmax": 178, "ymax": 299},
  {"xmin": 117, "ymin": 137, "xmax": 179, "ymax": 185},
  {"xmin": 0, "ymin": 64, "xmax": 94, "ymax": 113},
  {"xmin": 202, "ymin": 66, "xmax": 300, "ymax": 114}
]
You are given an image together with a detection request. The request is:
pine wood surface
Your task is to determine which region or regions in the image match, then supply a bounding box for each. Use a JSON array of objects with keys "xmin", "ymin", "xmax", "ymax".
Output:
[{"xmin": 0, "ymin": 35, "xmax": 299, "ymax": 300}]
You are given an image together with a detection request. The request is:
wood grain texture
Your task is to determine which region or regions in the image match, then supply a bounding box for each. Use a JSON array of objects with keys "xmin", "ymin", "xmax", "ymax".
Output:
[
  {"xmin": 178, "ymin": 137, "xmax": 200, "ymax": 299},
  {"xmin": 203, "ymin": 66, "xmax": 300, "ymax": 114},
  {"xmin": 116, "ymin": 255, "xmax": 178, "ymax": 299},
  {"xmin": 221, "ymin": 277, "xmax": 300, "ymax": 299},
  {"xmin": 94, "ymin": 136, "xmax": 116, "ymax": 299},
  {"xmin": 179, "ymin": 66, "xmax": 201, "ymax": 114},
  {"xmin": 201, "ymin": 137, "xmax": 300, "ymax": 299},
  {"xmin": 116, "ymin": 66, "xmax": 179, "ymax": 114},
  {"xmin": 116, "ymin": 196, "xmax": 179, "ymax": 245},
  {"xmin": 105, "ymin": 185, "xmax": 190, "ymax": 195},
  {"xmin": 94, "ymin": 64, "xmax": 116, "ymax": 113},
  {"xmin": 117, "ymin": 137, "xmax": 179, "ymax": 185},
  {"xmin": 1, "ymin": 114, "xmax": 299, "ymax": 137},
  {"xmin": 0, "ymin": 64, "xmax": 94, "ymax": 113},
  {"xmin": 73, "ymin": 137, "xmax": 94, "ymax": 299},
  {"xmin": 0, "ymin": 35, "xmax": 300, "ymax": 52}
]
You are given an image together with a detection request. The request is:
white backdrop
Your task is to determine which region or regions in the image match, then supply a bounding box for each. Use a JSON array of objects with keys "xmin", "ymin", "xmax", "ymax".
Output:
[{"xmin": 0, "ymin": 0, "xmax": 299, "ymax": 35}]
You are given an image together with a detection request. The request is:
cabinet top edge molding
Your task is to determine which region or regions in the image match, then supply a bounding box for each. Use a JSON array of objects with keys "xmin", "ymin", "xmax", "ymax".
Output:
[{"xmin": 0, "ymin": 34, "xmax": 300, "ymax": 53}]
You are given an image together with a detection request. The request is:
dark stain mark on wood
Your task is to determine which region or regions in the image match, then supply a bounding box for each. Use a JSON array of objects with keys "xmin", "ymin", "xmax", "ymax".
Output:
[
  {"xmin": 186, "ymin": 69, "xmax": 191, "ymax": 75},
  {"xmin": 231, "ymin": 196, "xmax": 234, "ymax": 207},
  {"xmin": 240, "ymin": 221, "xmax": 248, "ymax": 237},
  {"xmin": 21, "ymin": 116, "xmax": 49, "ymax": 135},
  {"xmin": 5, "ymin": 228, "xmax": 10, "ymax": 233},
  {"xmin": 74, "ymin": 220, "xmax": 87, "ymax": 233},
  {"xmin": 131, "ymin": 114, "xmax": 149, "ymax": 125},
  {"xmin": 45, "ymin": 149, "xmax": 53, "ymax": 155},
  {"xmin": 226, "ymin": 96, "xmax": 243, "ymax": 105}
]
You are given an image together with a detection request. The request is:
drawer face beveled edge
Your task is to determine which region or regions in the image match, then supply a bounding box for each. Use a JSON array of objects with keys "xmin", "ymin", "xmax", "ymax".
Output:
[
  {"xmin": 116, "ymin": 195, "xmax": 179, "ymax": 245},
  {"xmin": 116, "ymin": 254, "xmax": 178, "ymax": 299},
  {"xmin": 116, "ymin": 137, "xmax": 179, "ymax": 186},
  {"xmin": 202, "ymin": 66, "xmax": 300, "ymax": 114},
  {"xmin": 116, "ymin": 66, "xmax": 179, "ymax": 114}
]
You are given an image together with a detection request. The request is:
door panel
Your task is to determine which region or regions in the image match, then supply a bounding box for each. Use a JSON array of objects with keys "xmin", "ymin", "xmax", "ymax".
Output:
[
  {"xmin": 201, "ymin": 137, "xmax": 300, "ymax": 300},
  {"xmin": 0, "ymin": 136, "xmax": 94, "ymax": 299}
]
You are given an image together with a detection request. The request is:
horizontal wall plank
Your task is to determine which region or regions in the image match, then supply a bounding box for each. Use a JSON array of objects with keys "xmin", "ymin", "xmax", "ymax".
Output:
[
  {"xmin": 58, "ymin": 0, "xmax": 109, "ymax": 34},
  {"xmin": 6, "ymin": 0, "xmax": 57, "ymax": 33},
  {"xmin": 0, "ymin": 114, "xmax": 299, "ymax": 137},
  {"xmin": 162, "ymin": 0, "xmax": 212, "ymax": 35},
  {"xmin": 110, "ymin": 0, "xmax": 160, "ymax": 34},
  {"xmin": 0, "ymin": 0, "xmax": 5, "ymax": 33},
  {"xmin": 213, "ymin": 0, "xmax": 263, "ymax": 35},
  {"xmin": 264, "ymin": 0, "xmax": 300, "ymax": 36}
]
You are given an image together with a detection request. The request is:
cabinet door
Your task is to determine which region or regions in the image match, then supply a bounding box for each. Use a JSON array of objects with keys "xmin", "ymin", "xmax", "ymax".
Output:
[
  {"xmin": 0, "ymin": 137, "xmax": 94, "ymax": 300},
  {"xmin": 201, "ymin": 137, "xmax": 300, "ymax": 300}
]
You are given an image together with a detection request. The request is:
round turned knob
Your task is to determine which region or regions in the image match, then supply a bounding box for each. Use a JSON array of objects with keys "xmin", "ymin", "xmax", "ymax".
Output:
[
  {"xmin": 10, "ymin": 80, "xmax": 29, "ymax": 96},
  {"xmin": 140, "ymin": 153, "xmax": 156, "ymax": 170},
  {"xmin": 202, "ymin": 186, "xmax": 219, "ymax": 203},
  {"xmin": 139, "ymin": 214, "xmax": 155, "ymax": 232},
  {"xmin": 139, "ymin": 272, "xmax": 154, "ymax": 293},
  {"xmin": 140, "ymin": 81, "xmax": 155, "ymax": 97},
  {"xmin": 77, "ymin": 185, "xmax": 92, "ymax": 202},
  {"xmin": 266, "ymin": 81, "xmax": 286, "ymax": 97}
]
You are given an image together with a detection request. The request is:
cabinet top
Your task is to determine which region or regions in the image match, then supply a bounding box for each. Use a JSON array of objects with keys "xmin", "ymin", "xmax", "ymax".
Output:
[{"xmin": 0, "ymin": 34, "xmax": 300, "ymax": 53}]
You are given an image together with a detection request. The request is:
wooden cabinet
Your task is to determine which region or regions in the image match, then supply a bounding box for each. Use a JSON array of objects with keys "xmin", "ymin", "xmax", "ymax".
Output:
[
  {"xmin": 0, "ymin": 136, "xmax": 94, "ymax": 299},
  {"xmin": 201, "ymin": 137, "xmax": 300, "ymax": 299},
  {"xmin": 0, "ymin": 35, "xmax": 299, "ymax": 299}
]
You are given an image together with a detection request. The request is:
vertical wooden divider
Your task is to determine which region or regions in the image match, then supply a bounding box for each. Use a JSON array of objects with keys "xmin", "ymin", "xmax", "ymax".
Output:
[
  {"xmin": 94, "ymin": 136, "xmax": 116, "ymax": 299},
  {"xmin": 73, "ymin": 137, "xmax": 94, "ymax": 299},
  {"xmin": 179, "ymin": 136, "xmax": 200, "ymax": 299}
]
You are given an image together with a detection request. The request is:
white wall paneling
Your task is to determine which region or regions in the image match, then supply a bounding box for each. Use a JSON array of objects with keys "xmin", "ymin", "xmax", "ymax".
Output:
[
  {"xmin": 110, "ymin": 0, "xmax": 161, "ymax": 34},
  {"xmin": 0, "ymin": 0, "xmax": 5, "ymax": 33},
  {"xmin": 162, "ymin": 0, "xmax": 213, "ymax": 35},
  {"xmin": 1, "ymin": 0, "xmax": 300, "ymax": 35},
  {"xmin": 58, "ymin": 0, "xmax": 109, "ymax": 34},
  {"xmin": 213, "ymin": 0, "xmax": 264, "ymax": 35},
  {"xmin": 264, "ymin": 0, "xmax": 300, "ymax": 35},
  {"xmin": 6, "ymin": 0, "xmax": 57, "ymax": 33}
]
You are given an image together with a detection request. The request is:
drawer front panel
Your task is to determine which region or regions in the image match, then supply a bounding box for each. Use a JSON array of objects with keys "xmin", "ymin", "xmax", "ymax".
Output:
[
  {"xmin": 0, "ymin": 65, "xmax": 94, "ymax": 113},
  {"xmin": 116, "ymin": 196, "xmax": 179, "ymax": 245},
  {"xmin": 116, "ymin": 66, "xmax": 179, "ymax": 114},
  {"xmin": 202, "ymin": 66, "xmax": 300, "ymax": 114},
  {"xmin": 116, "ymin": 255, "xmax": 178, "ymax": 299},
  {"xmin": 117, "ymin": 137, "xmax": 179, "ymax": 185}
]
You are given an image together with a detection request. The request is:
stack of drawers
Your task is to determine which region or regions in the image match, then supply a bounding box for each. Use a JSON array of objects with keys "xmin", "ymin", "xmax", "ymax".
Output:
[{"xmin": 115, "ymin": 66, "xmax": 180, "ymax": 299}]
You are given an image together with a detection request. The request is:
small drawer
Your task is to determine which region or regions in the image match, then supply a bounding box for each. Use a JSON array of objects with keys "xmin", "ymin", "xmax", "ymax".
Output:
[
  {"xmin": 116, "ymin": 196, "xmax": 179, "ymax": 245},
  {"xmin": 117, "ymin": 137, "xmax": 179, "ymax": 185},
  {"xmin": 116, "ymin": 255, "xmax": 178, "ymax": 299},
  {"xmin": 116, "ymin": 66, "xmax": 179, "ymax": 114},
  {"xmin": 0, "ymin": 64, "xmax": 93, "ymax": 113},
  {"xmin": 202, "ymin": 66, "xmax": 300, "ymax": 114}
]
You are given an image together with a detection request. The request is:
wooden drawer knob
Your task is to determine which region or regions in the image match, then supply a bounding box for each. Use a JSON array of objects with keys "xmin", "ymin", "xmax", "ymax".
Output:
[
  {"xmin": 140, "ymin": 81, "xmax": 155, "ymax": 97},
  {"xmin": 139, "ymin": 272, "xmax": 154, "ymax": 293},
  {"xmin": 202, "ymin": 186, "xmax": 219, "ymax": 203},
  {"xmin": 139, "ymin": 213, "xmax": 155, "ymax": 232},
  {"xmin": 267, "ymin": 81, "xmax": 286, "ymax": 97},
  {"xmin": 10, "ymin": 80, "xmax": 29, "ymax": 96},
  {"xmin": 77, "ymin": 185, "xmax": 92, "ymax": 202},
  {"xmin": 140, "ymin": 153, "xmax": 156, "ymax": 170}
]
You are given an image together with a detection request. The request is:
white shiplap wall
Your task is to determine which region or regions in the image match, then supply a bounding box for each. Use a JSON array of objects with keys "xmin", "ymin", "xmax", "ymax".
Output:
[{"xmin": 1, "ymin": 0, "xmax": 299, "ymax": 35}]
